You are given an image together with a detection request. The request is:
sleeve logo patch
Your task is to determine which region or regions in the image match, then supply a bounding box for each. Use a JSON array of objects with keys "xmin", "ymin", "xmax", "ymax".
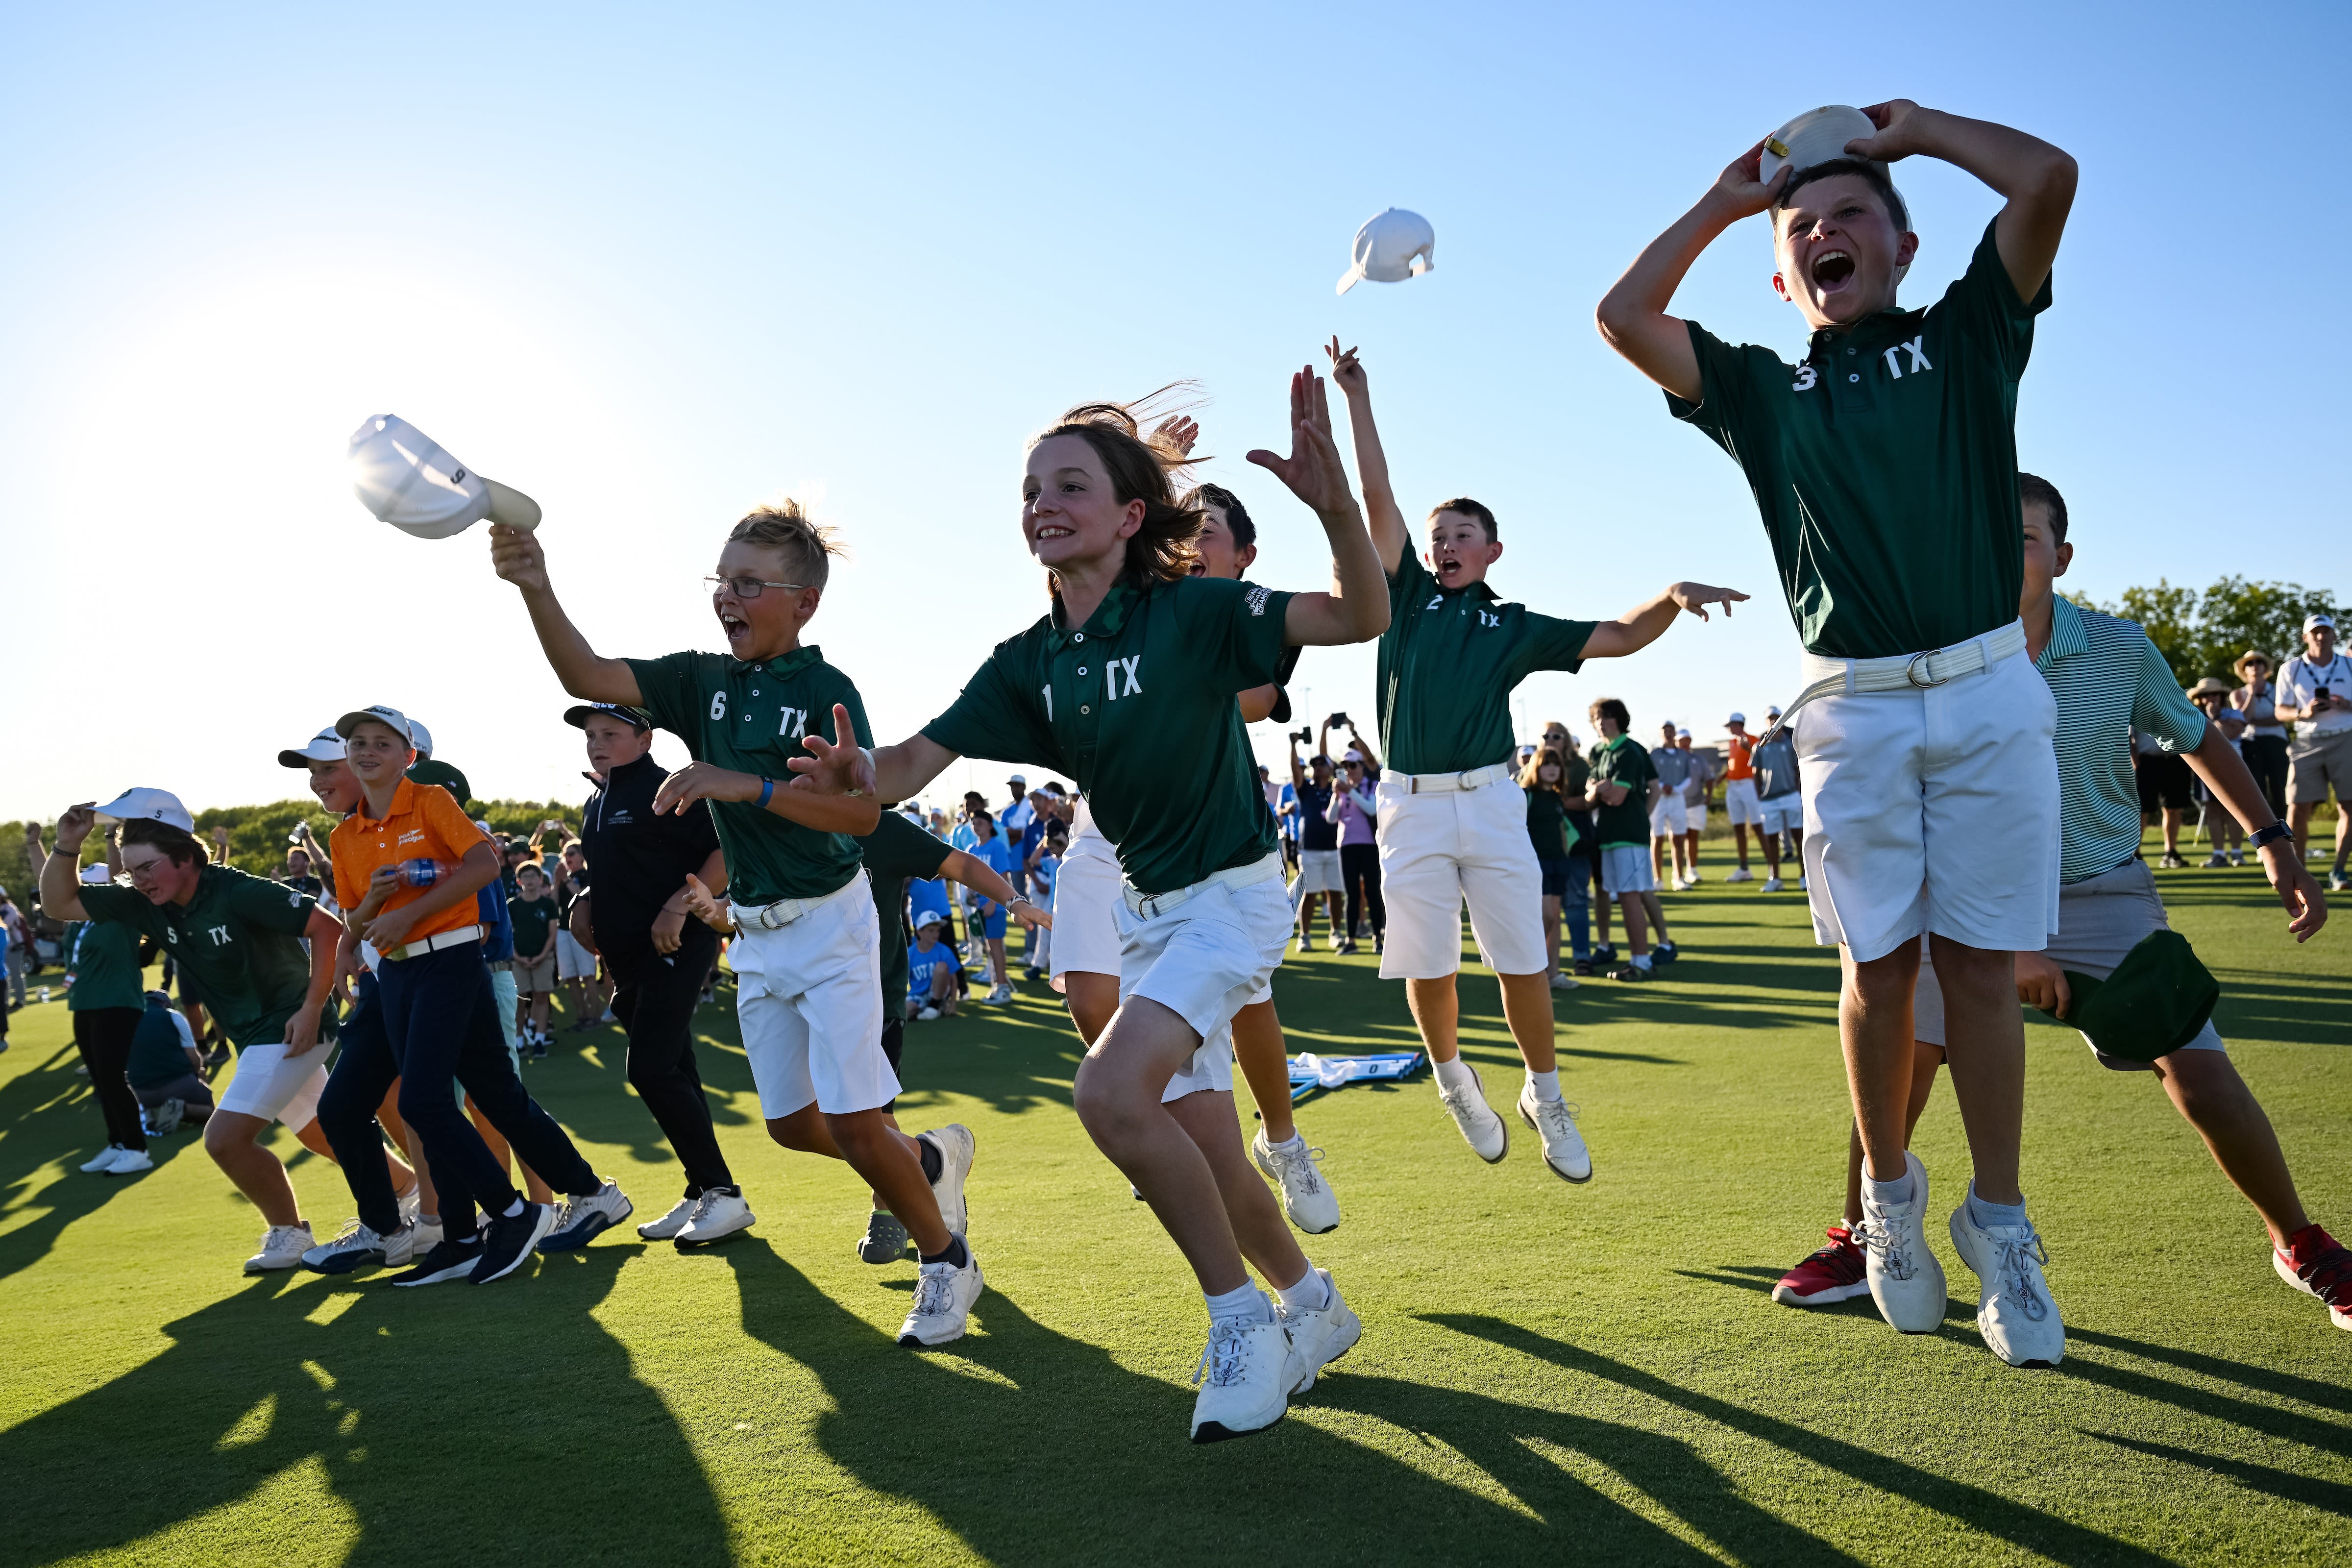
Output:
[{"xmin": 1245, "ymin": 585, "xmax": 1271, "ymax": 616}]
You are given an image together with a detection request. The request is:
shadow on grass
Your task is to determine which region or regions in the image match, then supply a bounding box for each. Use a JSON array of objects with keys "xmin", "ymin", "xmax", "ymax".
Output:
[{"xmin": 2083, "ymin": 1429, "xmax": 2352, "ymax": 1515}]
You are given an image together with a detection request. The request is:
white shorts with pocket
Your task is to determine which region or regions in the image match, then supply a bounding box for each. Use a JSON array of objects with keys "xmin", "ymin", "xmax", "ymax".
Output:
[
  {"xmin": 1049, "ymin": 846, "xmax": 1124, "ymax": 991},
  {"xmin": 729, "ymin": 872, "xmax": 897, "ymax": 1117},
  {"xmin": 1600, "ymin": 844, "xmax": 1657, "ymax": 897},
  {"xmin": 1686, "ymin": 801, "xmax": 1709, "ymax": 833},
  {"xmin": 555, "ymin": 929, "xmax": 595, "ymax": 981},
  {"xmin": 1797, "ymin": 633, "xmax": 2059, "ymax": 963},
  {"xmin": 1648, "ymin": 796, "xmax": 1688, "ymax": 837},
  {"xmin": 1723, "ymin": 777, "xmax": 1763, "ymax": 827},
  {"xmin": 1292, "ymin": 848, "xmax": 1344, "ymax": 896},
  {"xmin": 217, "ymin": 1040, "xmax": 329, "ymax": 1128},
  {"xmin": 1115, "ymin": 855, "xmax": 1291, "ymax": 1102},
  {"xmin": 1760, "ymin": 795, "xmax": 1803, "ymax": 835},
  {"xmin": 1374, "ymin": 773, "xmax": 1547, "ymax": 979}
]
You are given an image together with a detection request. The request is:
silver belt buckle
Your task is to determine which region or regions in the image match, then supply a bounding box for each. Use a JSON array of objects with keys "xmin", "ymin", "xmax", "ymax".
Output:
[
  {"xmin": 1134, "ymin": 890, "xmax": 1163, "ymax": 920},
  {"xmin": 1456, "ymin": 770, "xmax": 1476, "ymax": 791},
  {"xmin": 1906, "ymin": 648, "xmax": 1951, "ymax": 688}
]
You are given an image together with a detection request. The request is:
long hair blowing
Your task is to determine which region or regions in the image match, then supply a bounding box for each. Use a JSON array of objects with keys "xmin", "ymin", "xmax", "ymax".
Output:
[{"xmin": 1031, "ymin": 386, "xmax": 1205, "ymax": 588}]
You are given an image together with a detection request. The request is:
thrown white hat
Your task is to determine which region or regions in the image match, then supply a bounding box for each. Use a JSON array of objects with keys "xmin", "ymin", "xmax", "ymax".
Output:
[
  {"xmin": 1337, "ymin": 208, "xmax": 1436, "ymax": 296},
  {"xmin": 93, "ymin": 787, "xmax": 195, "ymax": 833},
  {"xmin": 80, "ymin": 864, "xmax": 117, "ymax": 885},
  {"xmin": 277, "ymin": 727, "xmax": 345, "ymax": 769},
  {"xmin": 348, "ymin": 414, "xmax": 541, "ymax": 539}
]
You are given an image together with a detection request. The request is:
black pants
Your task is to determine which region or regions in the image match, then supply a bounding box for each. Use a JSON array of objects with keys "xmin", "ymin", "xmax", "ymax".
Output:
[
  {"xmin": 2242, "ymin": 733, "xmax": 2291, "ymax": 822},
  {"xmin": 318, "ymin": 972, "xmax": 405, "ymax": 1234},
  {"xmin": 1340, "ymin": 842, "xmax": 1385, "ymax": 937},
  {"xmin": 608, "ymin": 924, "xmax": 735, "ymax": 1199},
  {"xmin": 73, "ymin": 1008, "xmax": 147, "ymax": 1151}
]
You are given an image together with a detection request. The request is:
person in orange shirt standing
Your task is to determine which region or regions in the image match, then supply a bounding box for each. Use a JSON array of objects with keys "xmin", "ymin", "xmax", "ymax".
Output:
[
  {"xmin": 1719, "ymin": 712, "xmax": 1764, "ymax": 883},
  {"xmin": 326, "ymin": 705, "xmax": 631, "ymax": 1286}
]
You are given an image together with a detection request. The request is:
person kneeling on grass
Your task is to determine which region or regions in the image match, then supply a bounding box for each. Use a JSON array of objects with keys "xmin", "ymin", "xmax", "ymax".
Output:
[{"xmin": 128, "ymin": 987, "xmax": 215, "ymax": 1134}]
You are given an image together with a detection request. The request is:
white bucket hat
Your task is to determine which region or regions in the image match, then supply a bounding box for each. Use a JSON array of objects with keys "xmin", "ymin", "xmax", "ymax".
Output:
[
  {"xmin": 1337, "ymin": 208, "xmax": 1436, "ymax": 295},
  {"xmin": 92, "ymin": 787, "xmax": 196, "ymax": 833},
  {"xmin": 347, "ymin": 414, "xmax": 541, "ymax": 539}
]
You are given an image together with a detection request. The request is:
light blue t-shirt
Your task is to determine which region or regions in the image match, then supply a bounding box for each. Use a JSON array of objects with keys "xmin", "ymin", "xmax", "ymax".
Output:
[{"xmin": 906, "ymin": 940, "xmax": 956, "ymax": 999}]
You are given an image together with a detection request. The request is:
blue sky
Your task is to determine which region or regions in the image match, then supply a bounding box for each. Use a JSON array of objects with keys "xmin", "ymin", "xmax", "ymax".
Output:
[{"xmin": 5, "ymin": 2, "xmax": 2345, "ymax": 818}]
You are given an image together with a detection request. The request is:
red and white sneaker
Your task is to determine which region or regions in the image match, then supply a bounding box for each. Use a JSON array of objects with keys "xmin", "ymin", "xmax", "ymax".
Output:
[
  {"xmin": 1771, "ymin": 1226, "xmax": 1871, "ymax": 1307},
  {"xmin": 2274, "ymin": 1225, "xmax": 2352, "ymax": 1331}
]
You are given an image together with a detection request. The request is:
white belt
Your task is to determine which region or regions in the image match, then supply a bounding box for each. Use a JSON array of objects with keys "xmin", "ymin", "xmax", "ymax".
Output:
[
  {"xmin": 381, "ymin": 925, "xmax": 483, "ymax": 963},
  {"xmin": 1123, "ymin": 852, "xmax": 1285, "ymax": 921},
  {"xmin": 1396, "ymin": 760, "xmax": 1515, "ymax": 795},
  {"xmin": 735, "ymin": 873, "xmax": 864, "ymax": 931},
  {"xmin": 1762, "ymin": 620, "xmax": 2028, "ymax": 744}
]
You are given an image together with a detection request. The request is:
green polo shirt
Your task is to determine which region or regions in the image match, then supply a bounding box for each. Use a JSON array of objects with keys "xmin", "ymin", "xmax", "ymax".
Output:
[
  {"xmin": 68, "ymin": 917, "xmax": 146, "ymax": 1012},
  {"xmin": 1669, "ymin": 220, "xmax": 2050, "ymax": 660},
  {"xmin": 509, "ymin": 893, "xmax": 560, "ymax": 963},
  {"xmin": 924, "ymin": 574, "xmax": 1294, "ymax": 895},
  {"xmin": 1588, "ymin": 735, "xmax": 1657, "ymax": 850},
  {"xmin": 2037, "ymin": 596, "xmax": 2207, "ymax": 884},
  {"xmin": 1377, "ymin": 553, "xmax": 1594, "ymax": 776},
  {"xmin": 78, "ymin": 866, "xmax": 318, "ymax": 1047},
  {"xmin": 859, "ymin": 810, "xmax": 955, "ymax": 1007},
  {"xmin": 627, "ymin": 646, "xmax": 874, "ymax": 906}
]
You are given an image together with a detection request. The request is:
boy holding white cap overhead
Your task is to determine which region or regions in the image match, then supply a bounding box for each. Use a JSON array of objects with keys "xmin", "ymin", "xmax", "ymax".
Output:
[
  {"xmin": 1597, "ymin": 99, "xmax": 2078, "ymax": 1365},
  {"xmin": 1324, "ymin": 339, "xmax": 1744, "ymax": 1187}
]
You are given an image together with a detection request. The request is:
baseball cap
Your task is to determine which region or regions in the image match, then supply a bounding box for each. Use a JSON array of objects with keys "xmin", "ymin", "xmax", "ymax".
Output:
[
  {"xmin": 1765, "ymin": 704, "xmax": 1783, "ymax": 717},
  {"xmin": 79, "ymin": 864, "xmax": 116, "ymax": 885},
  {"xmin": 1007, "ymin": 773, "xmax": 1026, "ymax": 784},
  {"xmin": 2304, "ymin": 612, "xmax": 2337, "ymax": 633},
  {"xmin": 1760, "ymin": 105, "xmax": 1911, "ymax": 277},
  {"xmin": 1678, "ymin": 729, "xmax": 1692, "ymax": 738},
  {"xmin": 406, "ymin": 758, "xmax": 474, "ymax": 805},
  {"xmin": 407, "ymin": 719, "xmax": 434, "ymax": 758},
  {"xmin": 1727, "ymin": 711, "xmax": 1747, "ymax": 725},
  {"xmin": 1337, "ymin": 207, "xmax": 1436, "ymax": 295},
  {"xmin": 336, "ymin": 704, "xmax": 416, "ymax": 744},
  {"xmin": 914, "ymin": 909, "xmax": 946, "ymax": 931},
  {"xmin": 277, "ymin": 727, "xmax": 346, "ymax": 768},
  {"xmin": 92, "ymin": 787, "xmax": 196, "ymax": 833},
  {"xmin": 565, "ymin": 702, "xmax": 653, "ymax": 732},
  {"xmin": 347, "ymin": 414, "xmax": 542, "ymax": 540}
]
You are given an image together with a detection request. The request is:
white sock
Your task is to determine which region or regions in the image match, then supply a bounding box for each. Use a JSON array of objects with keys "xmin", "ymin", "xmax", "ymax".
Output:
[
  {"xmin": 1274, "ymin": 1265, "xmax": 1329, "ymax": 1314},
  {"xmin": 1528, "ymin": 1068, "xmax": 1562, "ymax": 1103},
  {"xmin": 1263, "ymin": 1130, "xmax": 1304, "ymax": 1153},
  {"xmin": 1966, "ymin": 1185, "xmax": 2027, "ymax": 1231},
  {"xmin": 1204, "ymin": 1281, "xmax": 1272, "ymax": 1324},
  {"xmin": 1864, "ymin": 1169, "xmax": 1915, "ymax": 1209},
  {"xmin": 1433, "ymin": 1055, "xmax": 1478, "ymax": 1092},
  {"xmin": 1631, "ymin": 953, "xmax": 1653, "ymax": 971}
]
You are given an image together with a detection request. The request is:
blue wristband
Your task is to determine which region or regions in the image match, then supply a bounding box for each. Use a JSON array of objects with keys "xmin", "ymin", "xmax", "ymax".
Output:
[{"xmin": 757, "ymin": 776, "xmax": 775, "ymax": 809}]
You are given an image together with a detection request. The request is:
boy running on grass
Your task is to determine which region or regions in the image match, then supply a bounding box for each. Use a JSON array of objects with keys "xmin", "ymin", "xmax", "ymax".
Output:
[
  {"xmin": 1774, "ymin": 478, "xmax": 2342, "ymax": 1340},
  {"xmin": 1325, "ymin": 339, "xmax": 1742, "ymax": 1185},
  {"xmin": 1597, "ymin": 99, "xmax": 2079, "ymax": 1366},
  {"xmin": 490, "ymin": 502, "xmax": 984, "ymax": 1348}
]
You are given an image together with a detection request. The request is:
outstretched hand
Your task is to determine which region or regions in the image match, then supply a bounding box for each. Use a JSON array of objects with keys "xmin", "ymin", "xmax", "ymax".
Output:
[
  {"xmin": 1246, "ymin": 367, "xmax": 1354, "ymax": 519},
  {"xmin": 1666, "ymin": 582, "xmax": 1749, "ymax": 621},
  {"xmin": 1151, "ymin": 415, "xmax": 1200, "ymax": 459},
  {"xmin": 1324, "ymin": 336, "xmax": 1367, "ymax": 398},
  {"xmin": 680, "ymin": 873, "xmax": 735, "ymax": 933},
  {"xmin": 784, "ymin": 704, "xmax": 876, "ymax": 797},
  {"xmin": 1709, "ymin": 140, "xmax": 1792, "ymax": 220},
  {"xmin": 1846, "ymin": 99, "xmax": 1925, "ymax": 162},
  {"xmin": 488, "ymin": 523, "xmax": 550, "ymax": 593}
]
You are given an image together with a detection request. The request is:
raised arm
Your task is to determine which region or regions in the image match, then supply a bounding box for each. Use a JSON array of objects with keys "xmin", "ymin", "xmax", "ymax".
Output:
[
  {"xmin": 37, "ymin": 805, "xmax": 96, "ymax": 922},
  {"xmin": 1324, "ymin": 340, "xmax": 1409, "ymax": 573},
  {"xmin": 1596, "ymin": 143, "xmax": 1789, "ymax": 402},
  {"xmin": 1344, "ymin": 723, "xmax": 1379, "ymax": 773},
  {"xmin": 487, "ymin": 523, "xmax": 643, "ymax": 705},
  {"xmin": 1579, "ymin": 582, "xmax": 1751, "ymax": 659},
  {"xmin": 656, "ymin": 704, "xmax": 881, "ymax": 834},
  {"xmin": 1847, "ymin": 100, "xmax": 2076, "ymax": 307},
  {"xmin": 1247, "ymin": 367, "xmax": 1390, "ymax": 648}
]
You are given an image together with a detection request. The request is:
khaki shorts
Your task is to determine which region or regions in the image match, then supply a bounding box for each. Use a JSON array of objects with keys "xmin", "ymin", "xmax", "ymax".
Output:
[
  {"xmin": 2288, "ymin": 727, "xmax": 2352, "ymax": 804},
  {"xmin": 514, "ymin": 953, "xmax": 557, "ymax": 993}
]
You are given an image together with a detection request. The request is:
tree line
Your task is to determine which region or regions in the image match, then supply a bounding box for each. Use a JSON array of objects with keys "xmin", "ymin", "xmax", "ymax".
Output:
[{"xmin": 2068, "ymin": 576, "xmax": 2345, "ymax": 689}]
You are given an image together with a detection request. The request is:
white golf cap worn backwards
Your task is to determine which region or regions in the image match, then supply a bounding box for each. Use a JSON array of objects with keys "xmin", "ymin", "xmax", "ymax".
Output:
[
  {"xmin": 92, "ymin": 788, "xmax": 196, "ymax": 833},
  {"xmin": 347, "ymin": 415, "xmax": 542, "ymax": 540},
  {"xmin": 277, "ymin": 728, "xmax": 346, "ymax": 769},
  {"xmin": 1337, "ymin": 207, "xmax": 1436, "ymax": 296}
]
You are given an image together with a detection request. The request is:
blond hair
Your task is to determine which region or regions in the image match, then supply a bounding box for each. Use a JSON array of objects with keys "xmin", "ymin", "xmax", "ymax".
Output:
[{"xmin": 729, "ymin": 500, "xmax": 844, "ymax": 592}]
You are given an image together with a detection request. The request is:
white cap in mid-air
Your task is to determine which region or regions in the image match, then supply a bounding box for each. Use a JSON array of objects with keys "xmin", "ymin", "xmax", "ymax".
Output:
[
  {"xmin": 1337, "ymin": 208, "xmax": 1436, "ymax": 296},
  {"xmin": 348, "ymin": 414, "xmax": 541, "ymax": 539}
]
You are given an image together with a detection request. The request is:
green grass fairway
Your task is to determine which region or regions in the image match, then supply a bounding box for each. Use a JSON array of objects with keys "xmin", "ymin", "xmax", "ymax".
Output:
[{"xmin": 4, "ymin": 846, "xmax": 2348, "ymax": 1566}]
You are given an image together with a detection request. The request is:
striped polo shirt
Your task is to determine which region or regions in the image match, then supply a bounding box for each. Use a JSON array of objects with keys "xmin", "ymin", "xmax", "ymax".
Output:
[{"xmin": 2035, "ymin": 596, "xmax": 2206, "ymax": 884}]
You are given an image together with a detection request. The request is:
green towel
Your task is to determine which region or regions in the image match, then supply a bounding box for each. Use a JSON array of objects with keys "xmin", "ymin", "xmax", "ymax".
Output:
[{"xmin": 2037, "ymin": 929, "xmax": 2219, "ymax": 1062}]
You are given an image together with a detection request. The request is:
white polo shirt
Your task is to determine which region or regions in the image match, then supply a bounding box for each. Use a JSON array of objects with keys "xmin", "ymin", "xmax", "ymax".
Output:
[{"xmin": 2278, "ymin": 652, "xmax": 2352, "ymax": 737}]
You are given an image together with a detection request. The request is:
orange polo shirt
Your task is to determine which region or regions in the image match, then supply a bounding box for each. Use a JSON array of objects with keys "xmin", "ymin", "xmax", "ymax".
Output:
[
  {"xmin": 330, "ymin": 776, "xmax": 493, "ymax": 943},
  {"xmin": 1725, "ymin": 735, "xmax": 1755, "ymax": 781}
]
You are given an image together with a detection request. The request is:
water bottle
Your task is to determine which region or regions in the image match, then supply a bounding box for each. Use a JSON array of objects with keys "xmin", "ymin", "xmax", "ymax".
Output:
[
  {"xmin": 38, "ymin": 986, "xmax": 50, "ymax": 1004},
  {"xmin": 393, "ymin": 858, "xmax": 458, "ymax": 888}
]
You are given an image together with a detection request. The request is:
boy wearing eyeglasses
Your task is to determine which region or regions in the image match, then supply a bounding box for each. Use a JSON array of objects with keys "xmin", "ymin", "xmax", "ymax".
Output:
[{"xmin": 490, "ymin": 502, "xmax": 986, "ymax": 1347}]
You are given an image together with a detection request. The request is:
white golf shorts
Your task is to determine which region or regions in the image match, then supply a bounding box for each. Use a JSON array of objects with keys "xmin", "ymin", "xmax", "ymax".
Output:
[
  {"xmin": 1374, "ymin": 773, "xmax": 1547, "ymax": 980},
  {"xmin": 1648, "ymin": 796, "xmax": 1689, "ymax": 837},
  {"xmin": 1760, "ymin": 795, "xmax": 1803, "ymax": 835},
  {"xmin": 1115, "ymin": 855, "xmax": 1290, "ymax": 1102},
  {"xmin": 555, "ymin": 929, "xmax": 595, "ymax": 981},
  {"xmin": 1049, "ymin": 846, "xmax": 1124, "ymax": 992},
  {"xmin": 216, "ymin": 1040, "xmax": 329, "ymax": 1128},
  {"xmin": 1797, "ymin": 632, "xmax": 2060, "ymax": 963},
  {"xmin": 1723, "ymin": 778, "xmax": 1763, "ymax": 827},
  {"xmin": 1599, "ymin": 844, "xmax": 1657, "ymax": 897},
  {"xmin": 1687, "ymin": 801, "xmax": 1709, "ymax": 833},
  {"xmin": 729, "ymin": 872, "xmax": 897, "ymax": 1118},
  {"xmin": 1292, "ymin": 848, "xmax": 1344, "ymax": 896}
]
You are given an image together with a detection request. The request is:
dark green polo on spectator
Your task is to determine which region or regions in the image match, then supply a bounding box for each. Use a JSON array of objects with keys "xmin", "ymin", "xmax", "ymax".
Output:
[
  {"xmin": 78, "ymin": 868, "xmax": 318, "ymax": 1047},
  {"xmin": 1669, "ymin": 220, "xmax": 2050, "ymax": 660},
  {"xmin": 627, "ymin": 647, "xmax": 873, "ymax": 906},
  {"xmin": 1588, "ymin": 735, "xmax": 1658, "ymax": 850},
  {"xmin": 1377, "ymin": 554, "xmax": 1593, "ymax": 776},
  {"xmin": 925, "ymin": 574, "xmax": 1293, "ymax": 896},
  {"xmin": 67, "ymin": 917, "xmax": 146, "ymax": 1012},
  {"xmin": 860, "ymin": 811, "xmax": 954, "ymax": 1007}
]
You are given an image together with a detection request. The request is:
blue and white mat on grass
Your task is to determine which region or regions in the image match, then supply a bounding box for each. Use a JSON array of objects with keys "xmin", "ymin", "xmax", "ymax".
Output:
[{"xmin": 1287, "ymin": 1052, "xmax": 1426, "ymax": 1103}]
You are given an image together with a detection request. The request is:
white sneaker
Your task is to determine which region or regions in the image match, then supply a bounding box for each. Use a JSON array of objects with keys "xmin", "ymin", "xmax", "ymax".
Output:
[
  {"xmin": 2331, "ymin": 871, "xmax": 2351, "ymax": 894},
  {"xmin": 1761, "ymin": 877, "xmax": 1785, "ymax": 893},
  {"xmin": 1949, "ymin": 1190, "xmax": 2065, "ymax": 1368},
  {"xmin": 245, "ymin": 1222, "xmax": 316, "ymax": 1274},
  {"xmin": 2202, "ymin": 851, "xmax": 2229, "ymax": 868},
  {"xmin": 302, "ymin": 1218, "xmax": 392, "ymax": 1274},
  {"xmin": 1250, "ymin": 1130, "xmax": 1341, "ymax": 1234},
  {"xmin": 921, "ymin": 1125, "xmax": 976, "ymax": 1237},
  {"xmin": 383, "ymin": 1218, "xmax": 429, "ymax": 1267},
  {"xmin": 1277, "ymin": 1270, "xmax": 1362, "ymax": 1394},
  {"xmin": 1686, "ymin": 870, "xmax": 1705, "ymax": 884},
  {"xmin": 981, "ymin": 984, "xmax": 1013, "ymax": 1005},
  {"xmin": 539, "ymin": 1178, "xmax": 635, "ymax": 1251},
  {"xmin": 1437, "ymin": 1067, "xmax": 1508, "ymax": 1163},
  {"xmin": 1725, "ymin": 867, "xmax": 1755, "ymax": 883},
  {"xmin": 916, "ymin": 1005, "xmax": 941, "ymax": 1021},
  {"xmin": 80, "ymin": 1146, "xmax": 127, "ymax": 1174},
  {"xmin": 398, "ymin": 1184, "xmax": 421, "ymax": 1225},
  {"xmin": 677, "ymin": 1189, "xmax": 758, "ymax": 1247},
  {"xmin": 1296, "ymin": 934, "xmax": 1315, "ymax": 953},
  {"xmin": 897, "ymin": 1244, "xmax": 984, "ymax": 1347},
  {"xmin": 1516, "ymin": 1084, "xmax": 1593, "ymax": 1183},
  {"xmin": 105, "ymin": 1148, "xmax": 154, "ymax": 1176},
  {"xmin": 1190, "ymin": 1311, "xmax": 1291, "ymax": 1443},
  {"xmin": 1852, "ymin": 1151, "xmax": 1945, "ymax": 1334},
  {"xmin": 1549, "ymin": 971, "xmax": 1579, "ymax": 990},
  {"xmin": 637, "ymin": 1195, "xmax": 701, "ymax": 1241}
]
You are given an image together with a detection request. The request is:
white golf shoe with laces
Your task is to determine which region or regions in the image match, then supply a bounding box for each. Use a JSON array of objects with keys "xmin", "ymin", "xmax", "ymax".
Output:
[
  {"xmin": 1949, "ymin": 1188, "xmax": 2065, "ymax": 1368},
  {"xmin": 1250, "ymin": 1130, "xmax": 1340, "ymax": 1234},
  {"xmin": 1852, "ymin": 1151, "xmax": 1946, "ymax": 1334}
]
